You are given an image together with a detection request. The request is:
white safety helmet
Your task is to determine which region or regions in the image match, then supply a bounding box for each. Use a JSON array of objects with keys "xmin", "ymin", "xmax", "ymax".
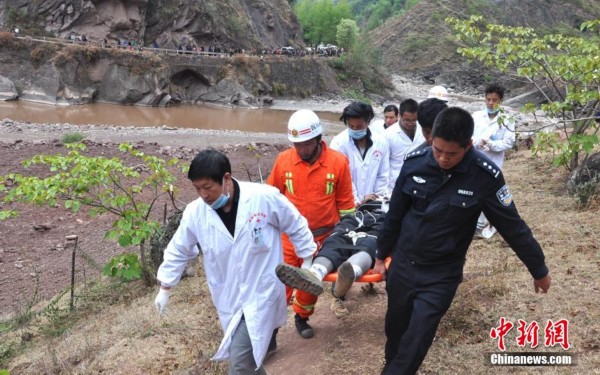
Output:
[
  {"xmin": 287, "ymin": 109, "xmax": 323, "ymax": 142},
  {"xmin": 427, "ymin": 85, "xmax": 449, "ymax": 102}
]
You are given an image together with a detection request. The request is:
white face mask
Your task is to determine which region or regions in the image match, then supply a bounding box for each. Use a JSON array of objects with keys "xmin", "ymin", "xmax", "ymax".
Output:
[{"xmin": 210, "ymin": 177, "xmax": 230, "ymax": 210}]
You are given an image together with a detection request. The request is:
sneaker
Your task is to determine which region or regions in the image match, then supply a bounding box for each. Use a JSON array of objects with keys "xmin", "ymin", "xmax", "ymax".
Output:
[
  {"xmin": 266, "ymin": 328, "xmax": 278, "ymax": 358},
  {"xmin": 294, "ymin": 314, "xmax": 314, "ymax": 338},
  {"xmin": 276, "ymin": 264, "xmax": 324, "ymax": 296},
  {"xmin": 332, "ymin": 261, "xmax": 355, "ymax": 298},
  {"xmin": 330, "ymin": 297, "xmax": 349, "ymax": 317},
  {"xmin": 481, "ymin": 225, "xmax": 497, "ymax": 239}
]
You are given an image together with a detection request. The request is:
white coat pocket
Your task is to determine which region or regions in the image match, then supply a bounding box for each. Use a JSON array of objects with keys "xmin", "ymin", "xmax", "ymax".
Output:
[{"xmin": 250, "ymin": 226, "xmax": 269, "ymax": 254}]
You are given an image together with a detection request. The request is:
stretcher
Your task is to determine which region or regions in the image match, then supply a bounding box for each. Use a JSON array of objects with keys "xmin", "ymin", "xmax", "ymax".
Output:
[{"xmin": 323, "ymin": 257, "xmax": 391, "ymax": 283}]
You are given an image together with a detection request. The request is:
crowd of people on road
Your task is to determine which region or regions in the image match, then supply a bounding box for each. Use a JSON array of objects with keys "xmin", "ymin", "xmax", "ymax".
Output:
[
  {"xmin": 8, "ymin": 27, "xmax": 344, "ymax": 60},
  {"xmin": 154, "ymin": 83, "xmax": 552, "ymax": 375}
]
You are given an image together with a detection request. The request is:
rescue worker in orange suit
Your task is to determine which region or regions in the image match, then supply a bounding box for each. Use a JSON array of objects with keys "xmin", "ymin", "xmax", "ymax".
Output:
[{"xmin": 267, "ymin": 109, "xmax": 356, "ymax": 339}]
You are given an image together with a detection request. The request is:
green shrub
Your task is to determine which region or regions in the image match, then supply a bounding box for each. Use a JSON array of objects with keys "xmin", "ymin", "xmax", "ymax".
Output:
[
  {"xmin": 61, "ymin": 133, "xmax": 85, "ymax": 144},
  {"xmin": 342, "ymin": 88, "xmax": 372, "ymax": 104},
  {"xmin": 272, "ymin": 82, "xmax": 287, "ymax": 96},
  {"xmin": 102, "ymin": 253, "xmax": 143, "ymax": 281}
]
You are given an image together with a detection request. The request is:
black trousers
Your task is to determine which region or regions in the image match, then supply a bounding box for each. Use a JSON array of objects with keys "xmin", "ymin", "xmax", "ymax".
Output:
[{"xmin": 381, "ymin": 254, "xmax": 464, "ymax": 375}]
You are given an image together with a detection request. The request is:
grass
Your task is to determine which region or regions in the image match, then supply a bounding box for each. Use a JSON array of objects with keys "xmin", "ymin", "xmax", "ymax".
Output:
[
  {"xmin": 1, "ymin": 148, "xmax": 599, "ymax": 374},
  {"xmin": 61, "ymin": 132, "xmax": 86, "ymax": 144},
  {"xmin": 342, "ymin": 88, "xmax": 373, "ymax": 104}
]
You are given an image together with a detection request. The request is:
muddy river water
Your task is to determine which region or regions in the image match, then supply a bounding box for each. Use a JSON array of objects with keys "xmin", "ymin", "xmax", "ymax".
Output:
[{"xmin": 0, "ymin": 101, "xmax": 344, "ymax": 134}]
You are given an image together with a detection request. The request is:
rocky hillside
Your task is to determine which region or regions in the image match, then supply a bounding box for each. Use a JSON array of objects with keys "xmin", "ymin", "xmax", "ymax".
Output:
[
  {"xmin": 0, "ymin": 0, "xmax": 302, "ymax": 51},
  {"xmin": 369, "ymin": 0, "xmax": 600, "ymax": 90},
  {"xmin": 0, "ymin": 36, "xmax": 341, "ymax": 107}
]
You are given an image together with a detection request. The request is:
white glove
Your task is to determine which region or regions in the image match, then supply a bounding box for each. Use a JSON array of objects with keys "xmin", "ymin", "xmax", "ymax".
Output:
[
  {"xmin": 301, "ymin": 256, "xmax": 313, "ymax": 270},
  {"xmin": 155, "ymin": 288, "xmax": 171, "ymax": 314}
]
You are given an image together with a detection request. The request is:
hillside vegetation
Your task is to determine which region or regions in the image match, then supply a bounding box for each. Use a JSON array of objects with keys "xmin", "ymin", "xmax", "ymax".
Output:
[{"xmin": 368, "ymin": 0, "xmax": 600, "ymax": 85}]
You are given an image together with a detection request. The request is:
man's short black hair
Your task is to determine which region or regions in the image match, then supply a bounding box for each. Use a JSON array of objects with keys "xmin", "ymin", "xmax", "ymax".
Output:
[
  {"xmin": 188, "ymin": 149, "xmax": 231, "ymax": 182},
  {"xmin": 417, "ymin": 98, "xmax": 448, "ymax": 130},
  {"xmin": 340, "ymin": 101, "xmax": 375, "ymax": 124},
  {"xmin": 399, "ymin": 99, "xmax": 418, "ymax": 115},
  {"xmin": 432, "ymin": 107, "xmax": 474, "ymax": 148},
  {"xmin": 485, "ymin": 83, "xmax": 506, "ymax": 100},
  {"xmin": 384, "ymin": 104, "xmax": 399, "ymax": 116}
]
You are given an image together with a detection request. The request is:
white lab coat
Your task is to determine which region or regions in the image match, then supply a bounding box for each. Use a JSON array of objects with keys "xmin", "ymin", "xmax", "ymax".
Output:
[
  {"xmin": 368, "ymin": 118, "xmax": 393, "ymax": 136},
  {"xmin": 330, "ymin": 129, "xmax": 390, "ymax": 205},
  {"xmin": 385, "ymin": 122, "xmax": 425, "ymax": 191},
  {"xmin": 472, "ymin": 109, "xmax": 516, "ymax": 169},
  {"xmin": 157, "ymin": 180, "xmax": 316, "ymax": 368}
]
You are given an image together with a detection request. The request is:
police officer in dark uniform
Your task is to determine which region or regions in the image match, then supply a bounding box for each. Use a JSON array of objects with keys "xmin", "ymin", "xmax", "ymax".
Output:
[{"xmin": 373, "ymin": 107, "xmax": 552, "ymax": 375}]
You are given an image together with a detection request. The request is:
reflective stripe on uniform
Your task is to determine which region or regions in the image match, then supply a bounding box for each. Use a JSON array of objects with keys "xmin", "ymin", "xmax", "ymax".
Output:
[
  {"xmin": 293, "ymin": 299, "xmax": 316, "ymax": 311},
  {"xmin": 339, "ymin": 208, "xmax": 356, "ymax": 217},
  {"xmin": 285, "ymin": 171, "xmax": 294, "ymax": 194},
  {"xmin": 326, "ymin": 173, "xmax": 335, "ymax": 195}
]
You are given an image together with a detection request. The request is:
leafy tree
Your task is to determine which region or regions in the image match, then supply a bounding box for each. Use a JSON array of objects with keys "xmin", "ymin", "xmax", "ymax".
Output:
[
  {"xmin": 336, "ymin": 18, "xmax": 360, "ymax": 49},
  {"xmin": 0, "ymin": 143, "xmax": 181, "ymax": 285},
  {"xmin": 347, "ymin": 0, "xmax": 418, "ymax": 29},
  {"xmin": 448, "ymin": 16, "xmax": 600, "ymax": 170},
  {"xmin": 295, "ymin": 0, "xmax": 353, "ymax": 45}
]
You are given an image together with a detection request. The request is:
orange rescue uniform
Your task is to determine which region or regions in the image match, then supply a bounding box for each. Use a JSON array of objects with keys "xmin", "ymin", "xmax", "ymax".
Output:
[{"xmin": 267, "ymin": 141, "xmax": 355, "ymax": 318}]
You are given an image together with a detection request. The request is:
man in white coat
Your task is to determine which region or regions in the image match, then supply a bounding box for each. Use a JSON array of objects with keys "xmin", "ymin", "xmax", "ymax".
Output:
[
  {"xmin": 369, "ymin": 104, "xmax": 399, "ymax": 136},
  {"xmin": 155, "ymin": 149, "xmax": 316, "ymax": 374},
  {"xmin": 328, "ymin": 101, "xmax": 389, "ymax": 315},
  {"xmin": 386, "ymin": 99, "xmax": 425, "ymax": 192},
  {"xmin": 472, "ymin": 83, "xmax": 516, "ymax": 238},
  {"xmin": 331, "ymin": 101, "xmax": 390, "ymax": 206}
]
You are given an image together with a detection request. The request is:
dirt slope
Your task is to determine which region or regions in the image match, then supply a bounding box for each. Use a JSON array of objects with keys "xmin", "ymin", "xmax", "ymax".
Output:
[{"xmin": 1, "ymin": 123, "xmax": 599, "ymax": 374}]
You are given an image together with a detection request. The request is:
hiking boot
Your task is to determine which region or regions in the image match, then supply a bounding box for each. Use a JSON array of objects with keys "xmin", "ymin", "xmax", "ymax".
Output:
[
  {"xmin": 276, "ymin": 264, "xmax": 323, "ymax": 296},
  {"xmin": 331, "ymin": 297, "xmax": 349, "ymax": 318},
  {"xmin": 266, "ymin": 328, "xmax": 278, "ymax": 358},
  {"xmin": 294, "ymin": 314, "xmax": 314, "ymax": 338},
  {"xmin": 332, "ymin": 261, "xmax": 355, "ymax": 298}
]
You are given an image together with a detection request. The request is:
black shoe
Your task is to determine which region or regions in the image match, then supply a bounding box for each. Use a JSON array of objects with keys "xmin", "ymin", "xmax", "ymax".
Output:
[
  {"xmin": 294, "ymin": 314, "xmax": 314, "ymax": 338},
  {"xmin": 266, "ymin": 328, "xmax": 278, "ymax": 358}
]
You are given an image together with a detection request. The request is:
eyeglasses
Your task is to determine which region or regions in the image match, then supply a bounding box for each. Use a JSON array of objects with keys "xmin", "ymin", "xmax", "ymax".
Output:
[{"xmin": 401, "ymin": 118, "xmax": 417, "ymax": 125}]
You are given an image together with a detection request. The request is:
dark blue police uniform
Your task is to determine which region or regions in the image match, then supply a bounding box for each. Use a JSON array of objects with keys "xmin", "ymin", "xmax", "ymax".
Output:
[{"xmin": 376, "ymin": 146, "xmax": 548, "ymax": 375}]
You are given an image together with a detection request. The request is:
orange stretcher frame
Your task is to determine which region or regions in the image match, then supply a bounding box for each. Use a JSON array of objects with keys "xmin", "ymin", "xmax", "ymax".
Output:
[{"xmin": 323, "ymin": 257, "xmax": 391, "ymax": 283}]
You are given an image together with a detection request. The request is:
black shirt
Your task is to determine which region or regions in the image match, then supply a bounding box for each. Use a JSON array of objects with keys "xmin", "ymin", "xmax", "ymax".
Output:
[
  {"xmin": 377, "ymin": 147, "xmax": 548, "ymax": 280},
  {"xmin": 216, "ymin": 179, "xmax": 240, "ymax": 236}
]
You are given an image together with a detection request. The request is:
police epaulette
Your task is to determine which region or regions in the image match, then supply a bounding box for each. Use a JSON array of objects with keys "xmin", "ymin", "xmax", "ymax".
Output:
[
  {"xmin": 404, "ymin": 149, "xmax": 427, "ymax": 160},
  {"xmin": 476, "ymin": 157, "xmax": 501, "ymax": 178}
]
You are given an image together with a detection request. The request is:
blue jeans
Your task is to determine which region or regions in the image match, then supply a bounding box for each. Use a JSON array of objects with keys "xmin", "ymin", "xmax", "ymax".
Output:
[{"xmin": 229, "ymin": 318, "xmax": 266, "ymax": 375}]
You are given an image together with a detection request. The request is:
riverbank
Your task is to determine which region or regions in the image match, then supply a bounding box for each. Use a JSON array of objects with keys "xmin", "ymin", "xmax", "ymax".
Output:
[
  {"xmin": 0, "ymin": 74, "xmax": 559, "ymax": 149},
  {"xmin": 0, "ymin": 118, "xmax": 290, "ymax": 148}
]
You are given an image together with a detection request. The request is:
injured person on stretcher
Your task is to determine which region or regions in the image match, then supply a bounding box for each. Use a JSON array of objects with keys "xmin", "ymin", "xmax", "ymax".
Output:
[{"xmin": 276, "ymin": 199, "xmax": 390, "ymax": 317}]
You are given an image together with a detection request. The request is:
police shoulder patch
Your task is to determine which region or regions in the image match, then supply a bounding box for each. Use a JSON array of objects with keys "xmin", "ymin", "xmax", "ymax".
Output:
[
  {"xmin": 404, "ymin": 148, "xmax": 427, "ymax": 161},
  {"xmin": 475, "ymin": 157, "xmax": 501, "ymax": 178},
  {"xmin": 496, "ymin": 185, "xmax": 513, "ymax": 206}
]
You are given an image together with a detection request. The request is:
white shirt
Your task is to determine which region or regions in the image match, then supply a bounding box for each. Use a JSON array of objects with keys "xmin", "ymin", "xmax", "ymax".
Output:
[
  {"xmin": 369, "ymin": 118, "xmax": 394, "ymax": 136},
  {"xmin": 385, "ymin": 123, "xmax": 425, "ymax": 191},
  {"xmin": 330, "ymin": 129, "xmax": 390, "ymax": 204},
  {"xmin": 472, "ymin": 109, "xmax": 516, "ymax": 169},
  {"xmin": 157, "ymin": 180, "xmax": 315, "ymax": 367}
]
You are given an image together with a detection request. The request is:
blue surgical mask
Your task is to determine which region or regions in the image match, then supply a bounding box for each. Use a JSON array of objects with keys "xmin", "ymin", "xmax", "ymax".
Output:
[
  {"xmin": 348, "ymin": 128, "xmax": 367, "ymax": 140},
  {"xmin": 210, "ymin": 178, "xmax": 230, "ymax": 210},
  {"xmin": 487, "ymin": 106, "xmax": 500, "ymax": 115}
]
